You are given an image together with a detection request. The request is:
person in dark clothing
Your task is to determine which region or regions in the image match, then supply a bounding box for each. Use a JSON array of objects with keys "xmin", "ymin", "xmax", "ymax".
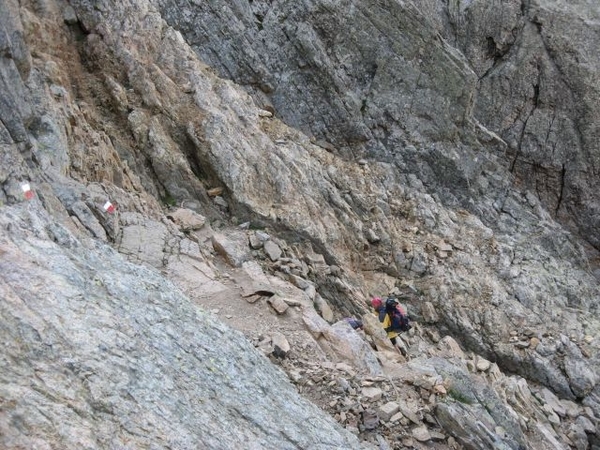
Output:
[
  {"xmin": 343, "ymin": 317, "xmax": 364, "ymax": 330},
  {"xmin": 371, "ymin": 296, "xmax": 410, "ymax": 355}
]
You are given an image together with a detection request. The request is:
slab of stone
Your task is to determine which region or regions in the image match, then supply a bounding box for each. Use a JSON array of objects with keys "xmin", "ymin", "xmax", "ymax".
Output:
[
  {"xmin": 267, "ymin": 295, "xmax": 289, "ymax": 315},
  {"xmin": 211, "ymin": 232, "xmax": 250, "ymax": 267},
  {"xmin": 71, "ymin": 200, "xmax": 107, "ymax": 240},
  {"xmin": 378, "ymin": 402, "xmax": 400, "ymax": 422},
  {"xmin": 166, "ymin": 208, "xmax": 206, "ymax": 231},
  {"xmin": 437, "ymin": 335, "xmax": 465, "ymax": 359},
  {"xmin": 314, "ymin": 294, "xmax": 334, "ymax": 322},
  {"xmin": 412, "ymin": 426, "xmax": 431, "ymax": 442},
  {"xmin": 561, "ymin": 399, "xmax": 580, "ymax": 419},
  {"xmin": 118, "ymin": 221, "xmax": 167, "ymax": 268},
  {"xmin": 390, "ymin": 412, "xmax": 404, "ymax": 422},
  {"xmin": 263, "ymin": 240, "xmax": 282, "ymax": 261},
  {"xmin": 400, "ymin": 405, "xmax": 421, "ymax": 425},
  {"xmin": 361, "ymin": 387, "xmax": 383, "ymax": 402},
  {"xmin": 421, "ymin": 301, "xmax": 439, "ymax": 323},
  {"xmin": 541, "ymin": 388, "xmax": 567, "ymax": 417},
  {"xmin": 271, "ymin": 332, "xmax": 290, "ymax": 358},
  {"xmin": 476, "ymin": 358, "xmax": 491, "ymax": 372}
]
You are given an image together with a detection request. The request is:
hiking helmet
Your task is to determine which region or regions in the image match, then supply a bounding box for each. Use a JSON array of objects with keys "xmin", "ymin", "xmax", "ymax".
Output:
[{"xmin": 371, "ymin": 297, "xmax": 383, "ymax": 309}]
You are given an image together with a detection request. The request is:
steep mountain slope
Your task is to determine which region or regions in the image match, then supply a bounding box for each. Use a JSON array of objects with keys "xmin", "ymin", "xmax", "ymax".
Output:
[
  {"xmin": 1, "ymin": 0, "xmax": 599, "ymax": 449},
  {"xmin": 154, "ymin": 0, "xmax": 600, "ymax": 250},
  {"xmin": 0, "ymin": 203, "xmax": 362, "ymax": 449}
]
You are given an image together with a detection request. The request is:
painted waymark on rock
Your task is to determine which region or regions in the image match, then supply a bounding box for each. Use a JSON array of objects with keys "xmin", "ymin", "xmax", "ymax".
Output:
[
  {"xmin": 21, "ymin": 183, "xmax": 34, "ymax": 200},
  {"xmin": 103, "ymin": 200, "xmax": 116, "ymax": 213}
]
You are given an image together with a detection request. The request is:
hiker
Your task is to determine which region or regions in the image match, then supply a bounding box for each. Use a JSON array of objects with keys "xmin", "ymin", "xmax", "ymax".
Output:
[
  {"xmin": 343, "ymin": 317, "xmax": 364, "ymax": 330},
  {"xmin": 372, "ymin": 296, "xmax": 411, "ymax": 355}
]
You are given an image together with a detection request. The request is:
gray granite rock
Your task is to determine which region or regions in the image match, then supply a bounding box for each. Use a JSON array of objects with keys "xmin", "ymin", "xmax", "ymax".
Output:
[
  {"xmin": 0, "ymin": 204, "xmax": 362, "ymax": 450},
  {"xmin": 2, "ymin": 1, "xmax": 600, "ymax": 448}
]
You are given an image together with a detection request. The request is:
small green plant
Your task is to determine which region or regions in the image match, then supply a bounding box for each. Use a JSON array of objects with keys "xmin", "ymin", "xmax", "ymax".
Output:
[
  {"xmin": 446, "ymin": 388, "xmax": 474, "ymax": 405},
  {"xmin": 161, "ymin": 190, "xmax": 177, "ymax": 207}
]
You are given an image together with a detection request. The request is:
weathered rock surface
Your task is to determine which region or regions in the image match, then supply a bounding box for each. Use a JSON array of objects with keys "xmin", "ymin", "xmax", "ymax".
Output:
[
  {"xmin": 86, "ymin": 1, "xmax": 600, "ymax": 410},
  {"xmin": 0, "ymin": 204, "xmax": 361, "ymax": 449},
  {"xmin": 154, "ymin": 0, "xmax": 600, "ymax": 253},
  {"xmin": 1, "ymin": 0, "xmax": 600, "ymax": 449}
]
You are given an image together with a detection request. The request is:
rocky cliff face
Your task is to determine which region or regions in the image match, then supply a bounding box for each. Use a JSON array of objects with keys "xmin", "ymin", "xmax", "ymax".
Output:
[
  {"xmin": 1, "ymin": 0, "xmax": 599, "ymax": 449},
  {"xmin": 154, "ymin": 0, "xmax": 600, "ymax": 250}
]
